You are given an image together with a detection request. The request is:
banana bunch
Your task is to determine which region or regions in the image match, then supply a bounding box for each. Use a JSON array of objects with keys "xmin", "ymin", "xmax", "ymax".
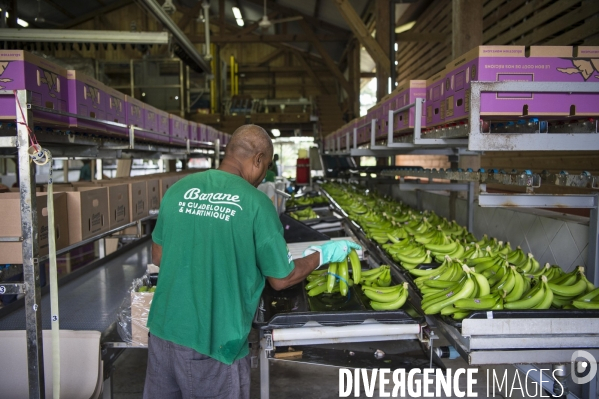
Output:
[
  {"xmin": 414, "ymin": 256, "xmax": 465, "ymax": 287},
  {"xmin": 421, "ymin": 264, "xmax": 477, "ymax": 315},
  {"xmin": 572, "ymin": 287, "xmax": 599, "ymax": 310},
  {"xmin": 384, "ymin": 240, "xmax": 432, "ymax": 270},
  {"xmin": 305, "ymin": 249, "xmax": 363, "ymax": 297},
  {"xmin": 503, "ymin": 275, "xmax": 553, "ymax": 309},
  {"xmin": 462, "ymin": 244, "xmax": 486, "ymax": 260},
  {"xmin": 438, "ymin": 218, "xmax": 466, "ymax": 238},
  {"xmin": 528, "ymin": 263, "xmax": 564, "ymax": 281},
  {"xmin": 425, "ymin": 236, "xmax": 466, "ymax": 263},
  {"xmin": 363, "ymin": 282, "xmax": 409, "ymax": 311},
  {"xmin": 359, "ymin": 265, "xmax": 392, "ymax": 287},
  {"xmin": 492, "ymin": 265, "xmax": 530, "ymax": 302},
  {"xmin": 547, "ymin": 266, "xmax": 596, "ymax": 308},
  {"xmin": 289, "ymin": 207, "xmax": 319, "ymax": 221},
  {"xmin": 404, "ymin": 217, "xmax": 432, "ymax": 235}
]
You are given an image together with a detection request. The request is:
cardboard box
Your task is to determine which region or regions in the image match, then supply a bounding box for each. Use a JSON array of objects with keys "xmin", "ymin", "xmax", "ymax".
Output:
[
  {"xmin": 443, "ymin": 45, "xmax": 599, "ymax": 121},
  {"xmin": 159, "ymin": 175, "xmax": 178, "ymax": 199},
  {"xmin": 103, "ymin": 84, "xmax": 127, "ymax": 137},
  {"xmin": 425, "ymin": 69, "xmax": 447, "ymax": 127},
  {"xmin": 0, "ymin": 50, "xmax": 69, "ymax": 126},
  {"xmin": 66, "ymin": 70, "xmax": 106, "ymax": 132},
  {"xmin": 131, "ymin": 290, "xmax": 152, "ymax": 346},
  {"xmin": 0, "ymin": 192, "xmax": 69, "ymax": 264},
  {"xmin": 157, "ymin": 109, "xmax": 170, "ymax": 136},
  {"xmin": 125, "ymin": 95, "xmax": 145, "ymax": 129},
  {"xmin": 65, "ymin": 188, "xmax": 109, "ymax": 244},
  {"xmin": 188, "ymin": 121, "xmax": 199, "ymax": 146},
  {"xmin": 143, "ymin": 104, "xmax": 169, "ymax": 144},
  {"xmin": 146, "ymin": 179, "xmax": 160, "ymax": 210},
  {"xmin": 129, "ymin": 181, "xmax": 149, "ymax": 221},
  {"xmin": 389, "ymin": 80, "xmax": 427, "ymax": 133},
  {"xmin": 169, "ymin": 114, "xmax": 189, "ymax": 145},
  {"xmin": 105, "ymin": 184, "xmax": 130, "ymax": 229}
]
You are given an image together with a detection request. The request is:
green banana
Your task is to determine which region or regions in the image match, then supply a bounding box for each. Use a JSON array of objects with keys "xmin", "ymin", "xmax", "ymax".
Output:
[
  {"xmin": 471, "ymin": 271, "xmax": 491, "ymax": 297},
  {"xmin": 504, "ymin": 276, "xmax": 547, "ymax": 309},
  {"xmin": 423, "ymin": 266, "xmax": 475, "ymax": 315},
  {"xmin": 327, "ymin": 262, "xmax": 338, "ymax": 293},
  {"xmin": 363, "ymin": 285, "xmax": 403, "ymax": 302},
  {"xmin": 575, "ymin": 287, "xmax": 599, "ymax": 302},
  {"xmin": 454, "ymin": 293, "xmax": 500, "ymax": 310},
  {"xmin": 308, "ymin": 282, "xmax": 328, "ymax": 296},
  {"xmin": 305, "ymin": 275, "xmax": 327, "ymax": 290},
  {"xmin": 532, "ymin": 279, "xmax": 553, "ymax": 309},
  {"xmin": 548, "ymin": 269, "xmax": 587, "ymax": 298},
  {"xmin": 370, "ymin": 283, "xmax": 409, "ymax": 310},
  {"xmin": 348, "ymin": 249, "xmax": 362, "ymax": 284},
  {"xmin": 504, "ymin": 269, "xmax": 525, "ymax": 302},
  {"xmin": 338, "ymin": 259, "xmax": 349, "ymax": 296},
  {"xmin": 572, "ymin": 298, "xmax": 599, "ymax": 310}
]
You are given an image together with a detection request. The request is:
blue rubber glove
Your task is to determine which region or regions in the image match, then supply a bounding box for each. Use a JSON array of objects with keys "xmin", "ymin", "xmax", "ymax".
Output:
[{"xmin": 303, "ymin": 240, "xmax": 362, "ymax": 267}]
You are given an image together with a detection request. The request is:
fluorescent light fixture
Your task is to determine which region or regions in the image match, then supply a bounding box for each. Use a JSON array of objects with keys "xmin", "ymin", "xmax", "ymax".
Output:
[
  {"xmin": 395, "ymin": 21, "xmax": 416, "ymax": 34},
  {"xmin": 232, "ymin": 7, "xmax": 242, "ymax": 19},
  {"xmin": 236, "ymin": 18, "xmax": 244, "ymax": 26},
  {"xmin": 17, "ymin": 18, "xmax": 29, "ymax": 27},
  {"xmin": 394, "ymin": 42, "xmax": 398, "ymax": 51},
  {"xmin": 271, "ymin": 129, "xmax": 281, "ymax": 137}
]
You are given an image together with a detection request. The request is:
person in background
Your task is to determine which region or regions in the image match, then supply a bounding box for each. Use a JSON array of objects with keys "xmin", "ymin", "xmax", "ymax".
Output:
[
  {"xmin": 269, "ymin": 153, "xmax": 279, "ymax": 177},
  {"xmin": 144, "ymin": 124, "xmax": 360, "ymax": 399},
  {"xmin": 79, "ymin": 160, "xmax": 92, "ymax": 181}
]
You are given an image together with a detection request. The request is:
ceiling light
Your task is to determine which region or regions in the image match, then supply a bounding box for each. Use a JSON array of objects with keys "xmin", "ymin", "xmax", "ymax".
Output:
[
  {"xmin": 175, "ymin": 95, "xmax": 179, "ymax": 100},
  {"xmin": 271, "ymin": 129, "xmax": 281, "ymax": 137},
  {"xmin": 232, "ymin": 7, "xmax": 242, "ymax": 20},
  {"xmin": 17, "ymin": 18, "xmax": 29, "ymax": 27},
  {"xmin": 395, "ymin": 21, "xmax": 416, "ymax": 34},
  {"xmin": 394, "ymin": 43, "xmax": 398, "ymax": 51},
  {"xmin": 236, "ymin": 18, "xmax": 244, "ymax": 26}
]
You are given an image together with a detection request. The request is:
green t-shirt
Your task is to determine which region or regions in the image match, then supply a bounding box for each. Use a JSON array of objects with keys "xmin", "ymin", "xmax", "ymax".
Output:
[{"xmin": 148, "ymin": 169, "xmax": 294, "ymax": 364}]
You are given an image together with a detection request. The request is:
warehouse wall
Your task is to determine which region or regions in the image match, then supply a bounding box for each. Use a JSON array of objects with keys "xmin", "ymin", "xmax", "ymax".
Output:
[{"xmin": 386, "ymin": 187, "xmax": 589, "ymax": 273}]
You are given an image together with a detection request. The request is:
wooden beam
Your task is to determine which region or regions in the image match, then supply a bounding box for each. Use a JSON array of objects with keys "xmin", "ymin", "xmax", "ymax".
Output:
[
  {"xmin": 349, "ymin": 40, "xmax": 360, "ymax": 119},
  {"xmin": 299, "ymin": 19, "xmax": 351, "ymax": 95},
  {"xmin": 395, "ymin": 32, "xmax": 447, "ymax": 42},
  {"xmin": 243, "ymin": 0, "xmax": 349, "ymax": 36},
  {"xmin": 43, "ymin": 0, "xmax": 75, "ymax": 19},
  {"xmin": 376, "ymin": 0, "xmax": 391, "ymax": 101},
  {"xmin": 360, "ymin": 72, "xmax": 376, "ymax": 78},
  {"xmin": 333, "ymin": 0, "xmax": 391, "ymax": 77},
  {"xmin": 452, "ymin": 0, "xmax": 482, "ymax": 58},
  {"xmin": 61, "ymin": 0, "xmax": 133, "ymax": 29},
  {"xmin": 239, "ymin": 66, "xmax": 332, "ymax": 73},
  {"xmin": 290, "ymin": 49, "xmax": 328, "ymax": 94},
  {"xmin": 219, "ymin": 0, "xmax": 225, "ymax": 34},
  {"xmin": 190, "ymin": 33, "xmax": 348, "ymax": 43},
  {"xmin": 177, "ymin": 1, "xmax": 203, "ymax": 31},
  {"xmin": 253, "ymin": 48, "xmax": 285, "ymax": 66}
]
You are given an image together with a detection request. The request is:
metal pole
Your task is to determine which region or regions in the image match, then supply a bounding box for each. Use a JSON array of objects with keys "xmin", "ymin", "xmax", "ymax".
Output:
[
  {"xmin": 260, "ymin": 333, "xmax": 270, "ymax": 399},
  {"xmin": 129, "ymin": 59, "xmax": 135, "ymax": 98},
  {"xmin": 179, "ymin": 60, "xmax": 185, "ymax": 118},
  {"xmin": 16, "ymin": 89, "xmax": 45, "ymax": 398},
  {"xmin": 214, "ymin": 139, "xmax": 220, "ymax": 169},
  {"xmin": 587, "ymin": 193, "xmax": 599, "ymax": 286},
  {"xmin": 467, "ymin": 181, "xmax": 474, "ymax": 232}
]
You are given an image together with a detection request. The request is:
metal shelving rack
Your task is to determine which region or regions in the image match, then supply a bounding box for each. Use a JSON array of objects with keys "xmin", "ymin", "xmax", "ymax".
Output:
[
  {"xmin": 320, "ymin": 81, "xmax": 599, "ymax": 399},
  {"xmin": 0, "ymin": 89, "xmax": 223, "ymax": 398}
]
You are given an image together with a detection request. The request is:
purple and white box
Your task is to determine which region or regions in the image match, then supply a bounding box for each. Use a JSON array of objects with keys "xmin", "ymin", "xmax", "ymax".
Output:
[
  {"xmin": 425, "ymin": 70, "xmax": 447, "ymax": 128},
  {"xmin": 389, "ymin": 80, "xmax": 426, "ymax": 133},
  {"xmin": 125, "ymin": 95, "xmax": 145, "ymax": 129},
  {"xmin": 144, "ymin": 105, "xmax": 158, "ymax": 133},
  {"xmin": 444, "ymin": 45, "xmax": 599, "ymax": 122},
  {"xmin": 0, "ymin": 50, "xmax": 69, "ymax": 126},
  {"xmin": 169, "ymin": 114, "xmax": 189, "ymax": 145},
  {"xmin": 156, "ymin": 109, "xmax": 170, "ymax": 138},
  {"xmin": 66, "ymin": 70, "xmax": 106, "ymax": 132},
  {"xmin": 196, "ymin": 123, "xmax": 206, "ymax": 142},
  {"xmin": 143, "ymin": 105, "xmax": 169, "ymax": 143},
  {"xmin": 188, "ymin": 121, "xmax": 198, "ymax": 146},
  {"xmin": 103, "ymin": 84, "xmax": 127, "ymax": 136}
]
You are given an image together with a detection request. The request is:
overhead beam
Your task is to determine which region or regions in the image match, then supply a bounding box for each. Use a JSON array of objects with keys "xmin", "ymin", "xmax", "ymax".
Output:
[
  {"xmin": 233, "ymin": 11, "xmax": 278, "ymax": 37},
  {"xmin": 299, "ymin": 19, "xmax": 351, "ymax": 95},
  {"xmin": 376, "ymin": 0, "xmax": 391, "ymax": 101},
  {"xmin": 243, "ymin": 0, "xmax": 349, "ymax": 36},
  {"xmin": 360, "ymin": 72, "xmax": 376, "ymax": 78},
  {"xmin": 0, "ymin": 29, "xmax": 169, "ymax": 44},
  {"xmin": 333, "ymin": 0, "xmax": 391, "ymax": 77},
  {"xmin": 253, "ymin": 48, "xmax": 285, "ymax": 66},
  {"xmin": 43, "ymin": 0, "xmax": 75, "ymax": 18},
  {"xmin": 190, "ymin": 33, "xmax": 348, "ymax": 43},
  {"xmin": 239, "ymin": 66, "xmax": 332, "ymax": 73},
  {"xmin": 290, "ymin": 48, "xmax": 328, "ymax": 94},
  {"xmin": 61, "ymin": 0, "xmax": 134, "ymax": 29}
]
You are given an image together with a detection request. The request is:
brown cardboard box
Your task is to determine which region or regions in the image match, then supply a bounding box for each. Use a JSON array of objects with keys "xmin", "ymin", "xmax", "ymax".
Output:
[
  {"xmin": 131, "ymin": 290, "xmax": 152, "ymax": 346},
  {"xmin": 146, "ymin": 179, "xmax": 160, "ymax": 210},
  {"xmin": 46, "ymin": 183, "xmax": 75, "ymax": 192},
  {"xmin": 0, "ymin": 192, "xmax": 69, "ymax": 264},
  {"xmin": 105, "ymin": 184, "xmax": 130, "ymax": 229},
  {"xmin": 159, "ymin": 175, "xmax": 178, "ymax": 199},
  {"xmin": 0, "ymin": 193, "xmax": 69, "ymax": 263},
  {"xmin": 65, "ymin": 188, "xmax": 109, "ymax": 244},
  {"xmin": 129, "ymin": 181, "xmax": 148, "ymax": 221}
]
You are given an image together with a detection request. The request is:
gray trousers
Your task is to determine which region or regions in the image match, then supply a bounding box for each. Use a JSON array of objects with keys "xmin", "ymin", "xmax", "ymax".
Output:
[{"xmin": 143, "ymin": 334, "xmax": 251, "ymax": 399}]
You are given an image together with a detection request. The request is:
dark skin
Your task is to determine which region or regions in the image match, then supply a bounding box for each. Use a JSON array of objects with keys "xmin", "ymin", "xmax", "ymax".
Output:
[{"xmin": 152, "ymin": 124, "xmax": 320, "ymax": 291}]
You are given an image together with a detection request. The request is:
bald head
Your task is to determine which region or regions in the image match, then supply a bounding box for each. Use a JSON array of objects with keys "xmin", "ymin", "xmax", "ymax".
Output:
[{"xmin": 225, "ymin": 124, "xmax": 273, "ymax": 161}]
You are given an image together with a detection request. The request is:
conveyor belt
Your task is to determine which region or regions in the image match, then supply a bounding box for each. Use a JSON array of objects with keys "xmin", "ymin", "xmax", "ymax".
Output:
[{"xmin": 0, "ymin": 241, "xmax": 150, "ymax": 332}]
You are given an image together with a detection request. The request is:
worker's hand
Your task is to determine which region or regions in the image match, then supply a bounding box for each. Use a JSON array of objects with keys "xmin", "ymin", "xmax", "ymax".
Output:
[{"xmin": 303, "ymin": 240, "xmax": 362, "ymax": 267}]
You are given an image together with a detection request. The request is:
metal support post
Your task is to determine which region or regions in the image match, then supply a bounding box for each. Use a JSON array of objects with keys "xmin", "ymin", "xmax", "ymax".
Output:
[
  {"xmin": 16, "ymin": 89, "xmax": 45, "ymax": 398},
  {"xmin": 588, "ymin": 194, "xmax": 599, "ymax": 286},
  {"xmin": 214, "ymin": 139, "xmax": 220, "ymax": 169},
  {"xmin": 467, "ymin": 181, "xmax": 474, "ymax": 232},
  {"xmin": 260, "ymin": 331, "xmax": 272, "ymax": 399}
]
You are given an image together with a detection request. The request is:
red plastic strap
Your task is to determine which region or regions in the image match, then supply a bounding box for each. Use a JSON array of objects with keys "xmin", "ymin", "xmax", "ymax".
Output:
[{"xmin": 13, "ymin": 90, "xmax": 37, "ymax": 146}]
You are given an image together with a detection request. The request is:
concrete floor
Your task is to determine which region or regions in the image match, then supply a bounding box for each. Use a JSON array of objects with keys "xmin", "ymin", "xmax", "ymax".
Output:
[{"xmin": 109, "ymin": 332, "xmax": 552, "ymax": 399}]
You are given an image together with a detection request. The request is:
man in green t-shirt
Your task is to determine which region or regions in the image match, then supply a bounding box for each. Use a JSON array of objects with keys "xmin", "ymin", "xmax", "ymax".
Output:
[{"xmin": 144, "ymin": 124, "xmax": 360, "ymax": 399}]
